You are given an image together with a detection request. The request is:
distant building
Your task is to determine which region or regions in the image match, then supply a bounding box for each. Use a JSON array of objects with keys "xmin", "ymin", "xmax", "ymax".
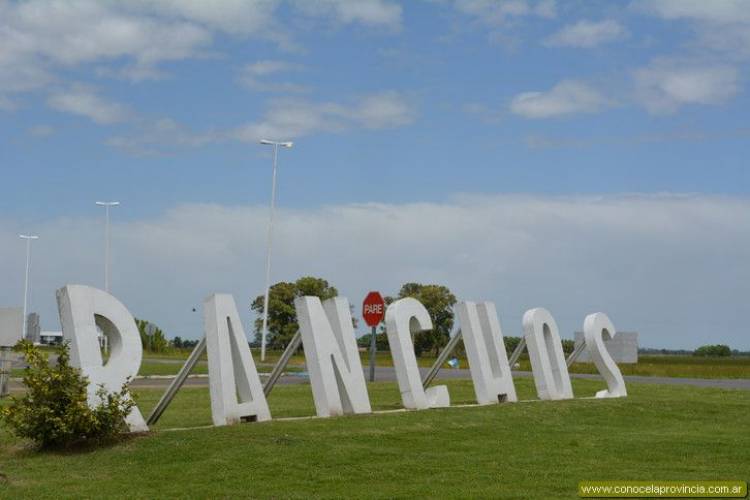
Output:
[
  {"xmin": 0, "ymin": 307, "xmax": 24, "ymax": 347},
  {"xmin": 40, "ymin": 331, "xmax": 63, "ymax": 346},
  {"xmin": 574, "ymin": 331, "xmax": 638, "ymax": 364},
  {"xmin": 26, "ymin": 312, "xmax": 41, "ymax": 343}
]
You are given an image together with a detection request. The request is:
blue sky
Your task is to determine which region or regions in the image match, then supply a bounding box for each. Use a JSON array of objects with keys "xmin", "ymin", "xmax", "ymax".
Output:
[{"xmin": 1, "ymin": 1, "xmax": 749, "ymax": 349}]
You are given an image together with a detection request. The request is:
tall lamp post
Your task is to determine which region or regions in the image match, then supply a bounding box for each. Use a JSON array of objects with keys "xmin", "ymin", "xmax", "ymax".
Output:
[
  {"xmin": 258, "ymin": 139, "xmax": 293, "ymax": 361},
  {"xmin": 19, "ymin": 234, "xmax": 39, "ymax": 340},
  {"xmin": 95, "ymin": 201, "xmax": 120, "ymax": 293}
]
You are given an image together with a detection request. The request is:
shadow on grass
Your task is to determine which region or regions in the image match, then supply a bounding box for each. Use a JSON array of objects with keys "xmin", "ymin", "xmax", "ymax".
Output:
[{"xmin": 2, "ymin": 430, "xmax": 150, "ymax": 458}]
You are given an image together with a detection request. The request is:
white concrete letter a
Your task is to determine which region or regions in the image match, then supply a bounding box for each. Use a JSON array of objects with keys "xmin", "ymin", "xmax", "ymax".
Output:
[{"xmin": 204, "ymin": 294, "xmax": 270, "ymax": 426}]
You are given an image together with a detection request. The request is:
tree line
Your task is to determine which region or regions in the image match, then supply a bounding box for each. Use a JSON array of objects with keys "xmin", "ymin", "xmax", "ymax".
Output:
[
  {"xmin": 135, "ymin": 278, "xmax": 741, "ymax": 358},
  {"xmin": 249, "ymin": 277, "xmax": 458, "ymax": 356}
]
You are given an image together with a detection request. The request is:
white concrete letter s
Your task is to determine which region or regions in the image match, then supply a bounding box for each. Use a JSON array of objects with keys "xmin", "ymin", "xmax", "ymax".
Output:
[{"xmin": 583, "ymin": 312, "xmax": 627, "ymax": 398}]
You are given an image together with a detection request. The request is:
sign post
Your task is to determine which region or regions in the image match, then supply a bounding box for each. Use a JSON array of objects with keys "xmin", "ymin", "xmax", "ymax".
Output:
[
  {"xmin": 362, "ymin": 291, "xmax": 386, "ymax": 382},
  {"xmin": 368, "ymin": 325, "xmax": 376, "ymax": 382}
]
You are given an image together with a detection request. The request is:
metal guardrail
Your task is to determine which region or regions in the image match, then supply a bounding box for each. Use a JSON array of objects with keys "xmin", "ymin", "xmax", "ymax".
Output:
[
  {"xmin": 566, "ymin": 341, "xmax": 586, "ymax": 367},
  {"xmin": 263, "ymin": 331, "xmax": 302, "ymax": 397},
  {"xmin": 422, "ymin": 330, "xmax": 462, "ymax": 388},
  {"xmin": 145, "ymin": 327, "xmax": 589, "ymax": 425},
  {"xmin": 508, "ymin": 337, "xmax": 527, "ymax": 367},
  {"xmin": 146, "ymin": 337, "xmax": 206, "ymax": 426},
  {"xmin": 422, "ymin": 333, "xmax": 586, "ymax": 390}
]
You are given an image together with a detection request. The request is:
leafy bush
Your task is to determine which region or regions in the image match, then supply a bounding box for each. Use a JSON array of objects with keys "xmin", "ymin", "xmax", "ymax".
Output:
[
  {"xmin": 0, "ymin": 340, "xmax": 135, "ymax": 449},
  {"xmin": 693, "ymin": 344, "xmax": 731, "ymax": 357}
]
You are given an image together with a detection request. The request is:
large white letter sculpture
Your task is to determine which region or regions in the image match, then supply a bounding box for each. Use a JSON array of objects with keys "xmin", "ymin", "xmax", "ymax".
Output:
[
  {"xmin": 385, "ymin": 298, "xmax": 450, "ymax": 409},
  {"xmin": 583, "ymin": 312, "xmax": 627, "ymax": 398},
  {"xmin": 457, "ymin": 301, "xmax": 518, "ymax": 404},
  {"xmin": 522, "ymin": 307, "xmax": 574, "ymax": 401},
  {"xmin": 56, "ymin": 284, "xmax": 148, "ymax": 432},
  {"xmin": 204, "ymin": 294, "xmax": 270, "ymax": 425},
  {"xmin": 295, "ymin": 296, "xmax": 372, "ymax": 417}
]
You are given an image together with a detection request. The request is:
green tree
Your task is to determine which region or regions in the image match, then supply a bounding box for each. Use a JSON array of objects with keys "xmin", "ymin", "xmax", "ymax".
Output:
[
  {"xmin": 251, "ymin": 276, "xmax": 339, "ymax": 350},
  {"xmin": 694, "ymin": 344, "xmax": 731, "ymax": 357},
  {"xmin": 135, "ymin": 319, "xmax": 169, "ymax": 353},
  {"xmin": 504, "ymin": 336, "xmax": 522, "ymax": 358},
  {"xmin": 357, "ymin": 332, "xmax": 390, "ymax": 351},
  {"xmin": 391, "ymin": 282, "xmax": 457, "ymax": 356},
  {"xmin": 561, "ymin": 339, "xmax": 575, "ymax": 356}
]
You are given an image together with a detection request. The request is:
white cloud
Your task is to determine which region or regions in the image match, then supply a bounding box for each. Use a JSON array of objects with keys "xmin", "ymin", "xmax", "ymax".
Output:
[
  {"xmin": 0, "ymin": 0, "xmax": 215, "ymax": 98},
  {"xmin": 453, "ymin": 0, "xmax": 556, "ymax": 25},
  {"xmin": 634, "ymin": 60, "xmax": 739, "ymax": 114},
  {"xmin": 129, "ymin": 0, "xmax": 281, "ymax": 37},
  {"xmin": 292, "ymin": 0, "xmax": 403, "ymax": 29},
  {"xmin": 233, "ymin": 91, "xmax": 416, "ymax": 142},
  {"xmin": 0, "ymin": 49, "xmax": 54, "ymax": 101},
  {"xmin": 523, "ymin": 127, "xmax": 727, "ymax": 150},
  {"xmin": 107, "ymin": 91, "xmax": 415, "ymax": 154},
  {"xmin": 510, "ymin": 80, "xmax": 609, "ymax": 118},
  {"xmin": 633, "ymin": 0, "xmax": 750, "ymax": 58},
  {"xmin": 545, "ymin": 19, "xmax": 626, "ymax": 48},
  {"xmin": 232, "ymin": 100, "xmax": 339, "ymax": 143},
  {"xmin": 0, "ymin": 0, "xmax": 402, "ymax": 105},
  {"xmin": 3, "ymin": 1, "xmax": 213, "ymax": 66},
  {"xmin": 353, "ymin": 91, "xmax": 416, "ymax": 129},
  {"xmin": 633, "ymin": 0, "xmax": 750, "ymax": 24},
  {"xmin": 447, "ymin": 0, "xmax": 555, "ymax": 49},
  {"xmin": 2, "ymin": 194, "xmax": 749, "ymax": 351},
  {"xmin": 28, "ymin": 125, "xmax": 55, "ymax": 137},
  {"xmin": 0, "ymin": 95, "xmax": 16, "ymax": 110},
  {"xmin": 48, "ymin": 86, "xmax": 132, "ymax": 124},
  {"xmin": 237, "ymin": 60, "xmax": 308, "ymax": 93},
  {"xmin": 107, "ymin": 118, "xmax": 221, "ymax": 156},
  {"xmin": 463, "ymin": 103, "xmax": 503, "ymax": 123},
  {"xmin": 242, "ymin": 60, "xmax": 299, "ymax": 77},
  {"xmin": 630, "ymin": 2, "xmax": 747, "ymax": 111}
]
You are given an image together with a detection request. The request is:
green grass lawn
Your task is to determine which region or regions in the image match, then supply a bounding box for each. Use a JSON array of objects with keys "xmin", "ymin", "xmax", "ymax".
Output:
[
  {"xmin": 9, "ymin": 352, "xmax": 750, "ymax": 380},
  {"xmin": 137, "ymin": 359, "xmax": 208, "ymax": 377},
  {"xmin": 567, "ymin": 355, "xmax": 750, "ymax": 379},
  {"xmin": 131, "ymin": 351, "xmax": 750, "ymax": 379},
  {"xmin": 1, "ymin": 378, "xmax": 748, "ymax": 498}
]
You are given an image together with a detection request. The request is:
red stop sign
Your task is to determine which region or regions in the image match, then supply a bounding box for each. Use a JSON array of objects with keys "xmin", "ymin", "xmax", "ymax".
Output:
[{"xmin": 362, "ymin": 291, "xmax": 386, "ymax": 327}]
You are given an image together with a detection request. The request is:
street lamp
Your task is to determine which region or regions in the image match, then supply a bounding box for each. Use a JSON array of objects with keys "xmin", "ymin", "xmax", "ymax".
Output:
[
  {"xmin": 258, "ymin": 139, "xmax": 293, "ymax": 361},
  {"xmin": 95, "ymin": 201, "xmax": 120, "ymax": 293},
  {"xmin": 19, "ymin": 234, "xmax": 39, "ymax": 340}
]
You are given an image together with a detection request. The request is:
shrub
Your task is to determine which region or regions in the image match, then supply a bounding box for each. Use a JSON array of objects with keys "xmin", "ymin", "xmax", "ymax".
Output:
[
  {"xmin": 0, "ymin": 340, "xmax": 135, "ymax": 449},
  {"xmin": 693, "ymin": 344, "xmax": 731, "ymax": 357}
]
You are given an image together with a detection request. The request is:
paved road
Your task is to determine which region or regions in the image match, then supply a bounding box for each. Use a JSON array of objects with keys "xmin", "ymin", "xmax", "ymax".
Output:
[
  {"xmin": 7, "ymin": 357, "xmax": 750, "ymax": 393},
  {"xmin": 132, "ymin": 367, "xmax": 750, "ymax": 391},
  {"xmin": 8, "ymin": 366, "xmax": 748, "ymax": 393}
]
